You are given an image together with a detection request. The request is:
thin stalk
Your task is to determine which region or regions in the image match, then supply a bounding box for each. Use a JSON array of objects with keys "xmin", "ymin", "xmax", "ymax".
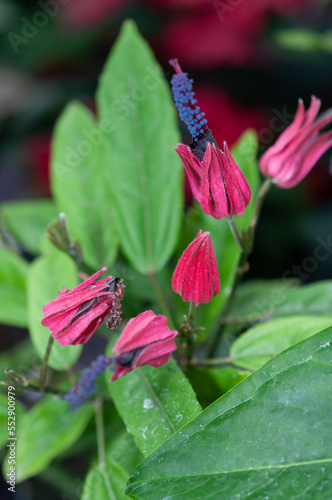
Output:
[
  {"xmin": 223, "ymin": 177, "xmax": 273, "ymax": 318},
  {"xmin": 185, "ymin": 301, "xmax": 196, "ymax": 364},
  {"xmin": 190, "ymin": 357, "xmax": 251, "ymax": 371},
  {"xmin": 94, "ymin": 397, "xmax": 105, "ymax": 467},
  {"xmin": 149, "ymin": 271, "xmax": 175, "ymax": 329},
  {"xmin": 39, "ymin": 336, "xmax": 54, "ymax": 389},
  {"xmin": 208, "ymin": 178, "xmax": 273, "ymax": 355},
  {"xmin": 248, "ymin": 177, "xmax": 272, "ymax": 235},
  {"xmin": 188, "ymin": 301, "xmax": 196, "ymax": 323},
  {"xmin": 227, "ymin": 217, "xmax": 244, "ymax": 251}
]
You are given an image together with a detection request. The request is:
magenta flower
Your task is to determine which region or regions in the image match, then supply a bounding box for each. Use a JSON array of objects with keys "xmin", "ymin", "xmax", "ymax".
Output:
[
  {"xmin": 111, "ymin": 310, "xmax": 178, "ymax": 381},
  {"xmin": 172, "ymin": 230, "xmax": 220, "ymax": 306},
  {"xmin": 176, "ymin": 140, "xmax": 251, "ymax": 218},
  {"xmin": 259, "ymin": 96, "xmax": 332, "ymax": 188},
  {"xmin": 41, "ymin": 267, "xmax": 124, "ymax": 346},
  {"xmin": 170, "ymin": 58, "xmax": 251, "ymax": 218}
]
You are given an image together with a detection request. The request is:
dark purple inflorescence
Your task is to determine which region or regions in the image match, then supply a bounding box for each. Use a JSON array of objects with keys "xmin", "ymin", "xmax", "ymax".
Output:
[
  {"xmin": 63, "ymin": 355, "xmax": 114, "ymax": 410},
  {"xmin": 170, "ymin": 59, "xmax": 208, "ymax": 143}
]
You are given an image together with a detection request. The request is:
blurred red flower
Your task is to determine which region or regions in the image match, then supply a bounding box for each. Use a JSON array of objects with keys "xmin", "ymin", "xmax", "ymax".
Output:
[{"xmin": 161, "ymin": 0, "xmax": 314, "ymax": 68}]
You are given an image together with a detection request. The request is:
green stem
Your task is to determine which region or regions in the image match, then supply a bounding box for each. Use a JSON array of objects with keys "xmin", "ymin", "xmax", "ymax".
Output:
[
  {"xmin": 188, "ymin": 301, "xmax": 196, "ymax": 323},
  {"xmin": 208, "ymin": 178, "xmax": 273, "ymax": 356},
  {"xmin": 190, "ymin": 357, "xmax": 251, "ymax": 371},
  {"xmin": 149, "ymin": 271, "xmax": 175, "ymax": 329},
  {"xmin": 39, "ymin": 336, "xmax": 54, "ymax": 389},
  {"xmin": 227, "ymin": 216, "xmax": 244, "ymax": 251},
  {"xmin": 248, "ymin": 177, "xmax": 272, "ymax": 236},
  {"xmin": 223, "ymin": 177, "xmax": 273, "ymax": 318},
  {"xmin": 94, "ymin": 397, "xmax": 105, "ymax": 467}
]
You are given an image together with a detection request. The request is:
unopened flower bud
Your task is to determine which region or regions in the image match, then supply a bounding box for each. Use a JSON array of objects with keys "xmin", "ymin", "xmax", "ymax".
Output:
[{"xmin": 172, "ymin": 230, "xmax": 220, "ymax": 306}]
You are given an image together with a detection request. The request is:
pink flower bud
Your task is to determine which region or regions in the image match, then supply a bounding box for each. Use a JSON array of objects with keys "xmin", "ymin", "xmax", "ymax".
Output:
[
  {"xmin": 259, "ymin": 96, "xmax": 332, "ymax": 188},
  {"xmin": 41, "ymin": 267, "xmax": 124, "ymax": 346},
  {"xmin": 111, "ymin": 310, "xmax": 178, "ymax": 381},
  {"xmin": 172, "ymin": 230, "xmax": 220, "ymax": 306},
  {"xmin": 175, "ymin": 141, "xmax": 251, "ymax": 219},
  {"xmin": 170, "ymin": 59, "xmax": 251, "ymax": 218}
]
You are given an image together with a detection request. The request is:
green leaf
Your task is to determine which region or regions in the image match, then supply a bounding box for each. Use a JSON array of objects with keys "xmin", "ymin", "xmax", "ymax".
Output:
[
  {"xmin": 105, "ymin": 411, "xmax": 143, "ymax": 474},
  {"xmin": 27, "ymin": 241, "xmax": 82, "ymax": 370},
  {"xmin": 51, "ymin": 101, "xmax": 118, "ymax": 270},
  {"xmin": 230, "ymin": 280, "xmax": 332, "ymax": 324},
  {"xmin": 0, "ymin": 339, "xmax": 36, "ymax": 383},
  {"xmin": 275, "ymin": 28, "xmax": 322, "ymax": 53},
  {"xmin": 185, "ymin": 367, "xmax": 250, "ymax": 409},
  {"xmin": 126, "ymin": 327, "xmax": 332, "ymax": 499},
  {"xmin": 3, "ymin": 396, "xmax": 93, "ymax": 482},
  {"xmin": 0, "ymin": 393, "xmax": 25, "ymax": 450},
  {"xmin": 81, "ymin": 461, "xmax": 128, "ymax": 500},
  {"xmin": 1, "ymin": 199, "xmax": 58, "ymax": 254},
  {"xmin": 202, "ymin": 130, "xmax": 260, "ymax": 329},
  {"xmin": 106, "ymin": 342, "xmax": 201, "ymax": 456},
  {"xmin": 272, "ymin": 281, "xmax": 332, "ymax": 318},
  {"xmin": 228, "ymin": 279, "xmax": 299, "ymax": 323},
  {"xmin": 230, "ymin": 315, "xmax": 332, "ymax": 370},
  {"xmin": 0, "ymin": 247, "xmax": 28, "ymax": 327},
  {"xmin": 97, "ymin": 20, "xmax": 182, "ymax": 274},
  {"xmin": 207, "ymin": 367, "xmax": 251, "ymax": 394}
]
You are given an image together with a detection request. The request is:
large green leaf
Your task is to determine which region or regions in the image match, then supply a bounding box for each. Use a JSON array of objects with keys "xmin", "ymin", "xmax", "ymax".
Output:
[
  {"xmin": 51, "ymin": 101, "xmax": 117, "ymax": 270},
  {"xmin": 3, "ymin": 396, "xmax": 92, "ymax": 482},
  {"xmin": 81, "ymin": 461, "xmax": 128, "ymax": 500},
  {"xmin": 0, "ymin": 247, "xmax": 28, "ymax": 327},
  {"xmin": 230, "ymin": 280, "xmax": 332, "ymax": 324},
  {"xmin": 106, "ymin": 342, "xmax": 201, "ymax": 456},
  {"xmin": 127, "ymin": 327, "xmax": 332, "ymax": 499},
  {"xmin": 105, "ymin": 410, "xmax": 143, "ymax": 474},
  {"xmin": 230, "ymin": 315, "xmax": 332, "ymax": 370},
  {"xmin": 97, "ymin": 20, "xmax": 182, "ymax": 274},
  {"xmin": 27, "ymin": 241, "xmax": 82, "ymax": 370},
  {"xmin": 1, "ymin": 199, "xmax": 58, "ymax": 254}
]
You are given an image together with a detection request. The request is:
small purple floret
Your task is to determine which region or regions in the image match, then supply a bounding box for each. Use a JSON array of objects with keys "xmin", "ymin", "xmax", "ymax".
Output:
[
  {"xmin": 170, "ymin": 59, "xmax": 208, "ymax": 142},
  {"xmin": 63, "ymin": 355, "xmax": 114, "ymax": 410}
]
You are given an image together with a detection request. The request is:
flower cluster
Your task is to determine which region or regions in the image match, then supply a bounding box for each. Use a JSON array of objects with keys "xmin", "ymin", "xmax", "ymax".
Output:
[
  {"xmin": 61, "ymin": 309, "xmax": 177, "ymax": 408},
  {"xmin": 259, "ymin": 96, "xmax": 332, "ymax": 189},
  {"xmin": 170, "ymin": 59, "xmax": 251, "ymax": 219},
  {"xmin": 63, "ymin": 355, "xmax": 114, "ymax": 410},
  {"xmin": 41, "ymin": 267, "xmax": 124, "ymax": 346},
  {"xmin": 170, "ymin": 58, "xmax": 208, "ymax": 142}
]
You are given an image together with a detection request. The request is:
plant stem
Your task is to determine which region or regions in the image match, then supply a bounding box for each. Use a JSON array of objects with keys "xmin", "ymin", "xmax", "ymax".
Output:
[
  {"xmin": 149, "ymin": 271, "xmax": 175, "ymax": 329},
  {"xmin": 39, "ymin": 336, "xmax": 54, "ymax": 389},
  {"xmin": 190, "ymin": 357, "xmax": 251, "ymax": 371},
  {"xmin": 188, "ymin": 301, "xmax": 196, "ymax": 323},
  {"xmin": 223, "ymin": 177, "xmax": 273, "ymax": 318},
  {"xmin": 208, "ymin": 178, "xmax": 272, "ymax": 355},
  {"xmin": 227, "ymin": 216, "xmax": 244, "ymax": 251},
  {"xmin": 248, "ymin": 177, "xmax": 272, "ymax": 235},
  {"xmin": 94, "ymin": 397, "xmax": 105, "ymax": 467},
  {"xmin": 191, "ymin": 356, "xmax": 231, "ymax": 366}
]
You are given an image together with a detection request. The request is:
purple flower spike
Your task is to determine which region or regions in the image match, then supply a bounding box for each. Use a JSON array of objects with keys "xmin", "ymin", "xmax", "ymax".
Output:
[{"xmin": 63, "ymin": 355, "xmax": 114, "ymax": 410}]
